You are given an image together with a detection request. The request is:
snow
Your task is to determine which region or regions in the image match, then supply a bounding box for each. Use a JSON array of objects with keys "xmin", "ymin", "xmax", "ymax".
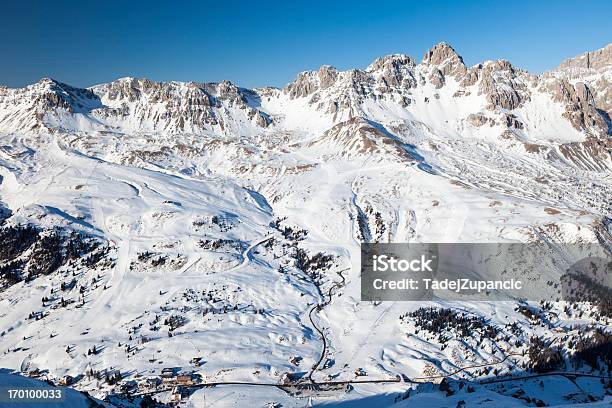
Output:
[
  {"xmin": 0, "ymin": 369, "xmax": 100, "ymax": 408},
  {"xmin": 0, "ymin": 45, "xmax": 611, "ymax": 406}
]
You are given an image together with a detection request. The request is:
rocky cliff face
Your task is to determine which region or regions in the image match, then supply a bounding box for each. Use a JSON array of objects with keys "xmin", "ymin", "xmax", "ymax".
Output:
[
  {"xmin": 278, "ymin": 42, "xmax": 611, "ymax": 171},
  {"xmin": 281, "ymin": 42, "xmax": 608, "ymax": 136},
  {"xmin": 557, "ymin": 43, "xmax": 612, "ymax": 71},
  {"xmin": 0, "ymin": 77, "xmax": 270, "ymax": 135},
  {"xmin": 0, "ymin": 42, "xmax": 610, "ymax": 171},
  {"xmin": 551, "ymin": 43, "xmax": 612, "ymax": 122},
  {"xmin": 0, "ymin": 44, "xmax": 611, "ymax": 406}
]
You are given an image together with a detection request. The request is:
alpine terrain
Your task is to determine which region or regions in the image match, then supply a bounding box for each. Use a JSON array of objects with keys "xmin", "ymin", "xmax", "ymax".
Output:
[{"xmin": 0, "ymin": 43, "xmax": 611, "ymax": 407}]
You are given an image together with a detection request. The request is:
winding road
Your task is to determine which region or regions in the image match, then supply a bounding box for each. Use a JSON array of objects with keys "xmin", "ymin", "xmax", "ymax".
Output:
[{"xmin": 307, "ymin": 268, "xmax": 348, "ymax": 383}]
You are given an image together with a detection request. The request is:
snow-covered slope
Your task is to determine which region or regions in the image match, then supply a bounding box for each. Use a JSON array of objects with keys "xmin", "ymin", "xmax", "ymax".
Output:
[{"xmin": 0, "ymin": 43, "xmax": 610, "ymax": 407}]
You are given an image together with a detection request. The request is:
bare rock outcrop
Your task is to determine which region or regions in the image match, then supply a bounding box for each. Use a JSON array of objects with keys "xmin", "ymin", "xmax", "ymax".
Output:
[
  {"xmin": 466, "ymin": 113, "xmax": 494, "ymax": 127},
  {"xmin": 478, "ymin": 60, "xmax": 532, "ymax": 110},
  {"xmin": 421, "ymin": 43, "xmax": 467, "ymax": 78},
  {"xmin": 541, "ymin": 78, "xmax": 607, "ymax": 133},
  {"xmin": 552, "ymin": 43, "xmax": 612, "ymax": 121},
  {"xmin": 367, "ymin": 54, "xmax": 417, "ymax": 91},
  {"xmin": 557, "ymin": 43, "xmax": 612, "ymax": 71},
  {"xmin": 421, "ymin": 43, "xmax": 468, "ymax": 89}
]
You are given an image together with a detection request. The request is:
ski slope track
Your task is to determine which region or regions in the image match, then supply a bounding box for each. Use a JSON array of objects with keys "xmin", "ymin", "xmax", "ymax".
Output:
[{"xmin": 0, "ymin": 43, "xmax": 611, "ymax": 407}]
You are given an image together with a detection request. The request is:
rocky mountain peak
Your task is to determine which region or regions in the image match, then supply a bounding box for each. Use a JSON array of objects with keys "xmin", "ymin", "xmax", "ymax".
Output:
[
  {"xmin": 420, "ymin": 43, "xmax": 468, "ymax": 89},
  {"xmin": 367, "ymin": 54, "xmax": 416, "ymax": 91},
  {"xmin": 316, "ymin": 65, "xmax": 339, "ymax": 90},
  {"xmin": 548, "ymin": 43, "xmax": 612, "ymax": 123},
  {"xmin": 556, "ymin": 43, "xmax": 612, "ymax": 71},
  {"xmin": 36, "ymin": 77, "xmax": 60, "ymax": 87},
  {"xmin": 421, "ymin": 43, "xmax": 465, "ymax": 71},
  {"xmin": 367, "ymin": 54, "xmax": 415, "ymax": 72},
  {"xmin": 28, "ymin": 77, "xmax": 99, "ymax": 113}
]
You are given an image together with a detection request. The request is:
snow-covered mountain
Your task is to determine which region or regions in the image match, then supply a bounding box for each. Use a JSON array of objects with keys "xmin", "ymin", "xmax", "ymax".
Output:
[{"xmin": 0, "ymin": 43, "xmax": 610, "ymax": 407}]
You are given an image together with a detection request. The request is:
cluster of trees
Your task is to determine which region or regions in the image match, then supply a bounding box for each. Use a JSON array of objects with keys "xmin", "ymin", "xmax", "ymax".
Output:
[
  {"xmin": 271, "ymin": 218, "xmax": 308, "ymax": 242},
  {"xmin": 527, "ymin": 336, "xmax": 564, "ymax": 373},
  {"xmin": 526, "ymin": 328, "xmax": 612, "ymax": 374},
  {"xmin": 0, "ymin": 204, "xmax": 10, "ymax": 226},
  {"xmin": 85, "ymin": 368, "xmax": 122, "ymax": 385},
  {"xmin": 293, "ymin": 247, "xmax": 334, "ymax": 282},
  {"xmin": 561, "ymin": 271, "xmax": 612, "ymax": 319},
  {"xmin": 60, "ymin": 279, "xmax": 77, "ymax": 291},
  {"xmin": 164, "ymin": 315, "xmax": 187, "ymax": 331},
  {"xmin": 136, "ymin": 251, "xmax": 167, "ymax": 267},
  {"xmin": 210, "ymin": 215, "xmax": 234, "ymax": 232},
  {"xmin": 198, "ymin": 239, "xmax": 242, "ymax": 251},
  {"xmin": 66, "ymin": 231, "xmax": 100, "ymax": 260},
  {"xmin": 516, "ymin": 305, "xmax": 541, "ymax": 321},
  {"xmin": 0, "ymin": 260, "xmax": 23, "ymax": 285},
  {"xmin": 401, "ymin": 307, "xmax": 499, "ymax": 344},
  {"xmin": 0, "ymin": 224, "xmax": 109, "ymax": 288},
  {"xmin": 573, "ymin": 328, "xmax": 612, "ymax": 372},
  {"xmin": 0, "ymin": 224, "xmax": 38, "ymax": 261},
  {"xmin": 363, "ymin": 204, "xmax": 386, "ymax": 242},
  {"xmin": 0, "ymin": 225, "xmax": 38, "ymax": 286},
  {"xmin": 82, "ymin": 245, "xmax": 110, "ymax": 268},
  {"xmin": 27, "ymin": 231, "xmax": 64, "ymax": 278}
]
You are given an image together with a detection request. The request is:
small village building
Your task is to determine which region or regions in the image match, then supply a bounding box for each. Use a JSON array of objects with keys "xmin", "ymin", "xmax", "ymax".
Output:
[
  {"xmin": 145, "ymin": 377, "xmax": 161, "ymax": 389},
  {"xmin": 190, "ymin": 357, "xmax": 202, "ymax": 367},
  {"xmin": 27, "ymin": 368, "xmax": 41, "ymax": 378},
  {"xmin": 280, "ymin": 372, "xmax": 303, "ymax": 385},
  {"xmin": 354, "ymin": 368, "xmax": 367, "ymax": 377},
  {"xmin": 169, "ymin": 386, "xmax": 188, "ymax": 402},
  {"xmin": 59, "ymin": 375, "xmax": 73, "ymax": 386},
  {"xmin": 119, "ymin": 380, "xmax": 137, "ymax": 393},
  {"xmin": 161, "ymin": 367, "xmax": 175, "ymax": 378},
  {"xmin": 176, "ymin": 374, "xmax": 194, "ymax": 386}
]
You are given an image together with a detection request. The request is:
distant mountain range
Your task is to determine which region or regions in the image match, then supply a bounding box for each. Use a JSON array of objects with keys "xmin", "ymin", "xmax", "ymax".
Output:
[{"xmin": 0, "ymin": 43, "xmax": 610, "ymax": 407}]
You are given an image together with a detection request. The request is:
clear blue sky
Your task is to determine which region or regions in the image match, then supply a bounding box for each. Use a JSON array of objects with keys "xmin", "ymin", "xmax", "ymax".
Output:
[{"xmin": 2, "ymin": 0, "xmax": 611, "ymax": 89}]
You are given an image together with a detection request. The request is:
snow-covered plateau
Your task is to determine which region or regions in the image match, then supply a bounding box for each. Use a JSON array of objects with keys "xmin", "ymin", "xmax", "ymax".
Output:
[{"xmin": 0, "ymin": 43, "xmax": 611, "ymax": 407}]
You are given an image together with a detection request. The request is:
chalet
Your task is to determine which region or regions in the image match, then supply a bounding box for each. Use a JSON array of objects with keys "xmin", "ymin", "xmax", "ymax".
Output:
[
  {"xmin": 27, "ymin": 368, "xmax": 41, "ymax": 378},
  {"xmin": 161, "ymin": 367, "xmax": 176, "ymax": 378},
  {"xmin": 553, "ymin": 327, "xmax": 566, "ymax": 333},
  {"xmin": 169, "ymin": 386, "xmax": 188, "ymax": 402},
  {"xmin": 280, "ymin": 372, "xmax": 303, "ymax": 385},
  {"xmin": 145, "ymin": 377, "xmax": 161, "ymax": 389},
  {"xmin": 107, "ymin": 369, "xmax": 121, "ymax": 378},
  {"xmin": 175, "ymin": 374, "xmax": 194, "ymax": 386},
  {"xmin": 322, "ymin": 358, "xmax": 334, "ymax": 369},
  {"xmin": 59, "ymin": 375, "xmax": 73, "ymax": 386},
  {"xmin": 119, "ymin": 380, "xmax": 137, "ymax": 393}
]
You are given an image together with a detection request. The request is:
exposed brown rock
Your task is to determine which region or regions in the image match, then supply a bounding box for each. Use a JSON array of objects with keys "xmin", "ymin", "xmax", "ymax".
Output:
[
  {"xmin": 558, "ymin": 136, "xmax": 611, "ymax": 171},
  {"xmin": 542, "ymin": 78, "xmax": 607, "ymax": 133},
  {"xmin": 503, "ymin": 113, "xmax": 524, "ymax": 129},
  {"xmin": 421, "ymin": 43, "xmax": 468, "ymax": 88},
  {"xmin": 523, "ymin": 143, "xmax": 546, "ymax": 153},
  {"xmin": 368, "ymin": 54, "xmax": 417, "ymax": 91},
  {"xmin": 318, "ymin": 65, "xmax": 339, "ymax": 89},
  {"xmin": 557, "ymin": 43, "xmax": 612, "ymax": 71},
  {"xmin": 309, "ymin": 117, "xmax": 418, "ymax": 161},
  {"xmin": 552, "ymin": 43, "xmax": 612, "ymax": 119},
  {"xmin": 421, "ymin": 43, "xmax": 467, "ymax": 78},
  {"xmin": 479, "ymin": 60, "xmax": 530, "ymax": 110},
  {"xmin": 466, "ymin": 113, "xmax": 493, "ymax": 127}
]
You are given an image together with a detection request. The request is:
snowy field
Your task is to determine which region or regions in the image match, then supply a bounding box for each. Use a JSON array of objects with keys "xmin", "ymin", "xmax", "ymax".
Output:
[{"xmin": 0, "ymin": 43, "xmax": 611, "ymax": 407}]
